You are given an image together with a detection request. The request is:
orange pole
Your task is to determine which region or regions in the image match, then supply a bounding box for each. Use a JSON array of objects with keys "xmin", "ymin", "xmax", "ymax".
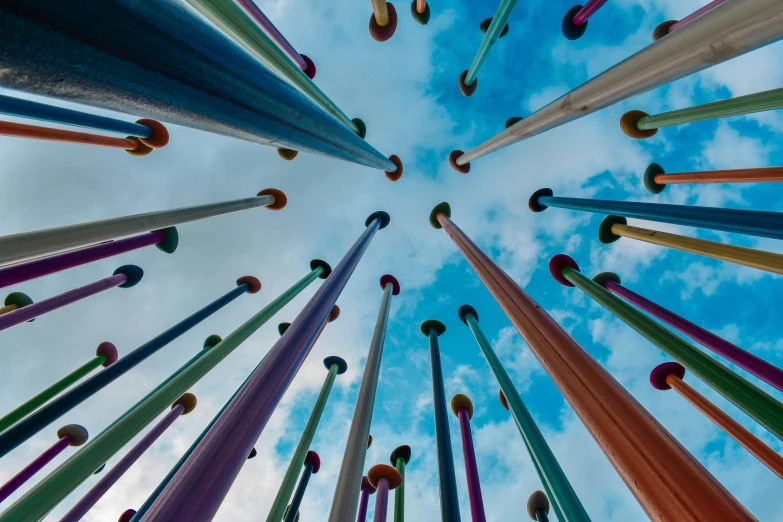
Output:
[
  {"xmin": 429, "ymin": 202, "xmax": 756, "ymax": 522},
  {"xmin": 657, "ymin": 166, "xmax": 783, "ymax": 185},
  {"xmin": 0, "ymin": 121, "xmax": 149, "ymax": 154},
  {"xmin": 416, "ymin": 0, "xmax": 426, "ymax": 14}
]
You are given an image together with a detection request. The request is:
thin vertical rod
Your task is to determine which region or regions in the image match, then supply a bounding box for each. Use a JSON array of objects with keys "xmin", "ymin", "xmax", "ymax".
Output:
[
  {"xmin": 233, "ymin": 0, "xmax": 308, "ymax": 70},
  {"xmin": 392, "ymin": 460, "xmax": 405, "ymax": 522},
  {"xmin": 572, "ymin": 0, "xmax": 608, "ymax": 26},
  {"xmin": 371, "ymin": 0, "xmax": 390, "ymax": 26},
  {"xmin": 457, "ymin": 408, "xmax": 486, "ymax": 522},
  {"xmin": 464, "ymin": 0, "xmax": 519, "ymax": 85},
  {"xmin": 669, "ymin": 0, "xmax": 728, "ymax": 32},
  {"xmin": 285, "ymin": 462, "xmax": 315, "ymax": 522},
  {"xmin": 653, "ymin": 165, "xmax": 783, "ymax": 185},
  {"xmin": 357, "ymin": 480, "xmax": 372, "ymax": 522},
  {"xmin": 0, "ymin": 436, "xmax": 72, "ymax": 502},
  {"xmin": 373, "ymin": 478, "xmax": 390, "ymax": 522},
  {"xmin": 0, "ymin": 121, "xmax": 141, "ymax": 150},
  {"xmin": 434, "ymin": 210, "xmax": 755, "ymax": 521}
]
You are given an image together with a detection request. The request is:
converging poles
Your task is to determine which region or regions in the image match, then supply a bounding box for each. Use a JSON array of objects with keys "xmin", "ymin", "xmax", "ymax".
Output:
[
  {"xmin": 562, "ymin": 0, "xmax": 608, "ymax": 40},
  {"xmin": 451, "ymin": 394, "xmax": 486, "ymax": 522},
  {"xmin": 328, "ymin": 274, "xmax": 399, "ymax": 522},
  {"xmin": 367, "ymin": 464, "xmax": 403, "ymax": 522},
  {"xmin": 369, "ymin": 1, "xmax": 398, "ymax": 42},
  {"xmin": 390, "ymin": 445, "xmax": 411, "ymax": 522},
  {"xmin": 284, "ymin": 451, "xmax": 320, "ymax": 522},
  {"xmin": 357, "ymin": 476, "xmax": 376, "ymax": 522}
]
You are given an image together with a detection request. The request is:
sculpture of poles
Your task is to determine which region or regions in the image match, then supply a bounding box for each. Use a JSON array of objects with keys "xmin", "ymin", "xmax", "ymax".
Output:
[
  {"xmin": 0, "ymin": 265, "xmax": 143, "ymax": 331},
  {"xmin": 429, "ymin": 202, "xmax": 755, "ymax": 521},
  {"xmin": 458, "ymin": 0, "xmax": 519, "ymax": 97},
  {"xmin": 369, "ymin": 1, "xmax": 398, "ymax": 42},
  {"xmin": 0, "ymin": 1, "xmax": 399, "ymax": 172},
  {"xmin": 59, "ymin": 394, "xmax": 198, "ymax": 521},
  {"xmin": 0, "ymin": 189, "xmax": 286, "ymax": 265},
  {"xmin": 593, "ymin": 271, "xmax": 783, "ymax": 393},
  {"xmin": 642, "ymin": 162, "xmax": 783, "ymax": 193},
  {"xmin": 357, "ymin": 476, "xmax": 377, "ymax": 522},
  {"xmin": 653, "ymin": 0, "xmax": 728, "ymax": 40},
  {"xmin": 549, "ymin": 254, "xmax": 783, "ymax": 441},
  {"xmin": 459, "ymin": 305, "xmax": 585, "ymax": 521},
  {"xmin": 0, "ymin": 425, "xmax": 88, "ymax": 503},
  {"xmin": 0, "ymin": 227, "xmax": 178, "ymax": 289},
  {"xmin": 421, "ymin": 319, "xmax": 461, "ymax": 522},
  {"xmin": 529, "ymin": 188, "xmax": 783, "ymax": 241},
  {"xmin": 527, "ymin": 491, "xmax": 551, "ymax": 522},
  {"xmin": 450, "ymin": 394, "xmax": 486, "ymax": 522},
  {"xmin": 561, "ymin": 0, "xmax": 608, "ymax": 40},
  {"xmin": 137, "ymin": 212, "xmax": 389, "ymax": 522},
  {"xmin": 621, "ymin": 87, "xmax": 783, "ymax": 139},
  {"xmin": 327, "ymin": 273, "xmax": 400, "ymax": 522},
  {"xmin": 0, "ymin": 275, "xmax": 260, "ymax": 459},
  {"xmin": 0, "ymin": 121, "xmax": 154, "ymax": 156},
  {"xmin": 650, "ymin": 362, "xmax": 783, "ymax": 479},
  {"xmin": 0, "ymin": 343, "xmax": 119, "ymax": 434},
  {"xmin": 597, "ymin": 215, "xmax": 783, "ymax": 276},
  {"xmin": 389, "ymin": 445, "xmax": 411, "ymax": 522},
  {"xmin": 367, "ymin": 464, "xmax": 403, "ymax": 522},
  {"xmin": 284, "ymin": 451, "xmax": 321, "ymax": 522},
  {"xmin": 410, "ymin": 0, "xmax": 430, "ymax": 26},
  {"xmin": 447, "ymin": 0, "xmax": 783, "ymax": 171},
  {"xmin": 0, "ymin": 293, "xmax": 33, "ymax": 316}
]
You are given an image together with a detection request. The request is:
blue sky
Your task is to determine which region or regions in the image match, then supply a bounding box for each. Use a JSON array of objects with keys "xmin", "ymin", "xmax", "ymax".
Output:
[{"xmin": 0, "ymin": 0, "xmax": 782, "ymax": 520}]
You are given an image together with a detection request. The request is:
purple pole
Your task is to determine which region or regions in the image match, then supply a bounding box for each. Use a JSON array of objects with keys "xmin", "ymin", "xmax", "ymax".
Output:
[
  {"xmin": 357, "ymin": 477, "xmax": 375, "ymax": 522},
  {"xmin": 374, "ymin": 479, "xmax": 390, "ymax": 522},
  {"xmin": 368, "ymin": 464, "xmax": 402, "ymax": 522},
  {"xmin": 573, "ymin": 0, "xmax": 608, "ymax": 25},
  {"xmin": 138, "ymin": 211, "xmax": 390, "ymax": 521},
  {"xmin": 451, "ymin": 394, "xmax": 486, "ymax": 522},
  {"xmin": 0, "ymin": 228, "xmax": 175, "ymax": 289},
  {"xmin": 594, "ymin": 272, "xmax": 783, "ymax": 394},
  {"xmin": 0, "ymin": 424, "xmax": 88, "ymax": 502},
  {"xmin": 0, "ymin": 265, "xmax": 142, "ymax": 331},
  {"xmin": 59, "ymin": 394, "xmax": 197, "ymax": 522},
  {"xmin": 670, "ymin": 0, "xmax": 727, "ymax": 32}
]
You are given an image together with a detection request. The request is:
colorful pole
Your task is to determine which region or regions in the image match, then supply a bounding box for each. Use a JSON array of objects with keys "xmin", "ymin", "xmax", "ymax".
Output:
[
  {"xmin": 59, "ymin": 394, "xmax": 197, "ymax": 521},
  {"xmin": 284, "ymin": 451, "xmax": 320, "ymax": 522},
  {"xmin": 448, "ymin": 0, "xmax": 783, "ymax": 170},
  {"xmin": 137, "ymin": 212, "xmax": 388, "ymax": 522},
  {"xmin": 265, "ymin": 354, "xmax": 346, "ymax": 522},
  {"xmin": 0, "ymin": 120, "xmax": 154, "ymax": 155},
  {"xmin": 0, "ymin": 265, "xmax": 143, "ymax": 331},
  {"xmin": 410, "ymin": 0, "xmax": 430, "ymax": 25},
  {"xmin": 529, "ymin": 188, "xmax": 783, "ymax": 241},
  {"xmin": 328, "ymin": 273, "xmax": 399, "ymax": 522},
  {"xmin": 357, "ymin": 476, "xmax": 376, "ymax": 522},
  {"xmin": 422, "ymin": 319, "xmax": 461, "ymax": 522},
  {"xmin": 0, "ymin": 425, "xmax": 88, "ymax": 503},
  {"xmin": 0, "ymin": 342, "xmax": 118, "ymax": 434},
  {"xmin": 653, "ymin": 0, "xmax": 728, "ymax": 40},
  {"xmin": 0, "ymin": 293, "xmax": 33, "ymax": 318},
  {"xmin": 369, "ymin": 1, "xmax": 398, "ymax": 42},
  {"xmin": 0, "ymin": 275, "xmax": 259, "ymax": 460},
  {"xmin": 562, "ymin": 0, "xmax": 608, "ymax": 40},
  {"xmin": 550, "ymin": 254, "xmax": 783, "ymax": 441},
  {"xmin": 450, "ymin": 394, "xmax": 486, "ymax": 522},
  {"xmin": 527, "ymin": 491, "xmax": 550, "ymax": 522},
  {"xmin": 367, "ymin": 464, "xmax": 403, "ymax": 522},
  {"xmin": 0, "ymin": 188, "xmax": 285, "ymax": 265},
  {"xmin": 643, "ymin": 162, "xmax": 783, "ymax": 193},
  {"xmin": 390, "ymin": 445, "xmax": 410, "ymax": 522},
  {"xmin": 429, "ymin": 201, "xmax": 755, "ymax": 521},
  {"xmin": 594, "ymin": 270, "xmax": 783, "ymax": 394},
  {"xmin": 459, "ymin": 305, "xmax": 583, "ymax": 522},
  {"xmin": 651, "ymin": 362, "xmax": 783, "ymax": 480},
  {"xmin": 0, "ymin": 228, "xmax": 177, "ymax": 289}
]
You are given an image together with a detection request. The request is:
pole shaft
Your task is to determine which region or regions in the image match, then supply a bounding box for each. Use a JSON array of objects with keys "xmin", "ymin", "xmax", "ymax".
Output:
[
  {"xmin": 457, "ymin": 409, "xmax": 486, "ymax": 522},
  {"xmin": 535, "ymin": 510, "xmax": 550, "ymax": 522},
  {"xmin": 656, "ymin": 166, "xmax": 783, "ymax": 185},
  {"xmin": 0, "ymin": 436, "xmax": 70, "ymax": 502},
  {"xmin": 284, "ymin": 463, "xmax": 314, "ymax": 522},
  {"xmin": 435, "ymin": 211, "xmax": 755, "ymax": 521},
  {"xmin": 670, "ymin": 0, "xmax": 728, "ymax": 32},
  {"xmin": 234, "ymin": 0, "xmax": 307, "ymax": 70},
  {"xmin": 371, "ymin": 0, "xmax": 390, "ymax": 25},
  {"xmin": 393, "ymin": 459, "xmax": 405, "ymax": 522},
  {"xmin": 416, "ymin": 0, "xmax": 426, "ymax": 14},
  {"xmin": 357, "ymin": 485, "xmax": 371, "ymax": 522},
  {"xmin": 464, "ymin": 0, "xmax": 519, "ymax": 85},
  {"xmin": 0, "ymin": 121, "xmax": 137, "ymax": 149},
  {"xmin": 373, "ymin": 479, "xmax": 390, "ymax": 522},
  {"xmin": 572, "ymin": 0, "xmax": 609, "ymax": 26}
]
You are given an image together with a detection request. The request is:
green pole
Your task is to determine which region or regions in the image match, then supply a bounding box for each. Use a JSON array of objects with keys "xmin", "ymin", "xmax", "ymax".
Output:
[
  {"xmin": 0, "ymin": 265, "xmax": 326, "ymax": 522},
  {"xmin": 460, "ymin": 307, "xmax": 588, "ymax": 522},
  {"xmin": 391, "ymin": 445, "xmax": 411, "ymax": 522},
  {"xmin": 550, "ymin": 255, "xmax": 783, "ymax": 441},
  {"xmin": 265, "ymin": 356, "xmax": 347, "ymax": 522}
]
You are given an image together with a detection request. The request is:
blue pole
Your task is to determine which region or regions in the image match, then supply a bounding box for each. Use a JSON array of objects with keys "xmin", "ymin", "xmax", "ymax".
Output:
[{"xmin": 285, "ymin": 452, "xmax": 319, "ymax": 522}]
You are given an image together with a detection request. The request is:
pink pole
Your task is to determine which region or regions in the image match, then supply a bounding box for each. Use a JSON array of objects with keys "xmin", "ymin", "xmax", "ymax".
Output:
[
  {"xmin": 458, "ymin": 408, "xmax": 486, "ymax": 522},
  {"xmin": 572, "ymin": 0, "xmax": 609, "ymax": 26},
  {"xmin": 669, "ymin": 0, "xmax": 728, "ymax": 32}
]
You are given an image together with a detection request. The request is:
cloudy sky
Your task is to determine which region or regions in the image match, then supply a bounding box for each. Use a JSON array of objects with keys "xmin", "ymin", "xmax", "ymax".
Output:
[{"xmin": 1, "ymin": 0, "xmax": 783, "ymax": 520}]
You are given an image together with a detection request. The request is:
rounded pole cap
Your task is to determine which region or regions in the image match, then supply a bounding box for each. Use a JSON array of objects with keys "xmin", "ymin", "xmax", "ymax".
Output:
[
  {"xmin": 257, "ymin": 188, "xmax": 288, "ymax": 210},
  {"xmin": 278, "ymin": 322, "xmax": 291, "ymax": 336},
  {"xmin": 549, "ymin": 254, "xmax": 579, "ymax": 287},
  {"xmin": 650, "ymin": 362, "xmax": 686, "ymax": 390},
  {"xmin": 114, "ymin": 265, "xmax": 143, "ymax": 288},
  {"xmin": 94, "ymin": 463, "xmax": 106, "ymax": 474},
  {"xmin": 385, "ymin": 155, "xmax": 403, "ymax": 182},
  {"xmin": 172, "ymin": 392, "xmax": 197, "ymax": 414},
  {"xmin": 361, "ymin": 475, "xmax": 377, "ymax": 494},
  {"xmin": 4, "ymin": 291, "xmax": 33, "ymax": 308},
  {"xmin": 598, "ymin": 215, "xmax": 627, "ymax": 244},
  {"xmin": 450, "ymin": 393, "xmax": 474, "ymax": 419},
  {"xmin": 527, "ymin": 490, "xmax": 550, "ymax": 519},
  {"xmin": 505, "ymin": 116, "xmax": 524, "ymax": 129},
  {"xmin": 458, "ymin": 70, "xmax": 477, "ymax": 97},
  {"xmin": 301, "ymin": 54, "xmax": 317, "ymax": 79},
  {"xmin": 369, "ymin": 2, "xmax": 398, "ymax": 42},
  {"xmin": 390, "ymin": 444, "xmax": 412, "ymax": 465},
  {"xmin": 410, "ymin": 0, "xmax": 431, "ymax": 24},
  {"xmin": 528, "ymin": 188, "xmax": 553, "ymax": 212},
  {"xmin": 236, "ymin": 275, "xmax": 262, "ymax": 294},
  {"xmin": 644, "ymin": 162, "xmax": 667, "ymax": 194},
  {"xmin": 652, "ymin": 20, "xmax": 678, "ymax": 41},
  {"xmin": 329, "ymin": 304, "xmax": 341, "ymax": 322},
  {"xmin": 204, "ymin": 334, "xmax": 223, "ymax": 349},
  {"xmin": 248, "ymin": 447, "xmax": 258, "ymax": 459},
  {"xmin": 57, "ymin": 424, "xmax": 89, "ymax": 446},
  {"xmin": 420, "ymin": 319, "xmax": 446, "ymax": 337},
  {"xmin": 498, "ymin": 389, "xmax": 509, "ymax": 410},
  {"xmin": 620, "ymin": 110, "xmax": 657, "ymax": 139},
  {"xmin": 118, "ymin": 509, "xmax": 137, "ymax": 522},
  {"xmin": 479, "ymin": 17, "xmax": 510, "ymax": 37},
  {"xmin": 310, "ymin": 259, "xmax": 333, "ymax": 279},
  {"xmin": 449, "ymin": 150, "xmax": 470, "ymax": 174},
  {"xmin": 380, "ymin": 274, "xmax": 401, "ymax": 295},
  {"xmin": 324, "ymin": 355, "xmax": 348, "ymax": 374},
  {"xmin": 96, "ymin": 342, "xmax": 119, "ymax": 367},
  {"xmin": 135, "ymin": 118, "xmax": 170, "ymax": 148},
  {"xmin": 352, "ymin": 118, "xmax": 367, "ymax": 139},
  {"xmin": 154, "ymin": 226, "xmax": 179, "ymax": 253},
  {"xmin": 367, "ymin": 434, "xmax": 373, "ymax": 448},
  {"xmin": 458, "ymin": 304, "xmax": 478, "ymax": 325},
  {"xmin": 429, "ymin": 202, "xmax": 452, "ymax": 229},
  {"xmin": 366, "ymin": 211, "xmax": 391, "ymax": 229},
  {"xmin": 277, "ymin": 148, "xmax": 299, "ymax": 161},
  {"xmin": 305, "ymin": 450, "xmax": 321, "ymax": 473},
  {"xmin": 592, "ymin": 272, "xmax": 621, "ymax": 288},
  {"xmin": 368, "ymin": 464, "xmax": 403, "ymax": 490},
  {"xmin": 561, "ymin": 5, "xmax": 587, "ymax": 40}
]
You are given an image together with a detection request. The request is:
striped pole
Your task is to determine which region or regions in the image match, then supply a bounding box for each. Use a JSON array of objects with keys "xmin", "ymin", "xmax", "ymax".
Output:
[
  {"xmin": 598, "ymin": 215, "xmax": 783, "ymax": 276},
  {"xmin": 451, "ymin": 394, "xmax": 486, "ymax": 522},
  {"xmin": 328, "ymin": 274, "xmax": 399, "ymax": 522},
  {"xmin": 594, "ymin": 271, "xmax": 783, "ymax": 394},
  {"xmin": 529, "ymin": 188, "xmax": 783, "ymax": 241},
  {"xmin": 549, "ymin": 254, "xmax": 783, "ymax": 441},
  {"xmin": 0, "ymin": 121, "xmax": 154, "ymax": 155},
  {"xmin": 138, "ymin": 212, "xmax": 389, "ymax": 522},
  {"xmin": 653, "ymin": 0, "xmax": 728, "ymax": 40},
  {"xmin": 527, "ymin": 491, "xmax": 550, "ymax": 522},
  {"xmin": 390, "ymin": 445, "xmax": 411, "ymax": 522},
  {"xmin": 369, "ymin": 1, "xmax": 398, "ymax": 42},
  {"xmin": 459, "ymin": 305, "xmax": 583, "ymax": 522},
  {"xmin": 448, "ymin": 0, "xmax": 783, "ymax": 171},
  {"xmin": 357, "ymin": 476, "xmax": 376, "ymax": 522},
  {"xmin": 0, "ymin": 425, "xmax": 88, "ymax": 503},
  {"xmin": 284, "ymin": 451, "xmax": 320, "ymax": 522},
  {"xmin": 0, "ymin": 292, "xmax": 33, "ymax": 318},
  {"xmin": 429, "ymin": 201, "xmax": 755, "ymax": 521},
  {"xmin": 561, "ymin": 0, "xmax": 608, "ymax": 40},
  {"xmin": 0, "ymin": 343, "xmax": 118, "ymax": 433},
  {"xmin": 621, "ymin": 87, "xmax": 783, "ymax": 139},
  {"xmin": 367, "ymin": 464, "xmax": 403, "ymax": 522},
  {"xmin": 643, "ymin": 162, "xmax": 783, "ymax": 193},
  {"xmin": 0, "ymin": 275, "xmax": 259, "ymax": 460},
  {"xmin": 0, "ymin": 265, "xmax": 143, "ymax": 331},
  {"xmin": 60, "ymin": 394, "xmax": 197, "ymax": 521},
  {"xmin": 0, "ymin": 189, "xmax": 286, "ymax": 265},
  {"xmin": 422, "ymin": 319, "xmax": 461, "ymax": 522},
  {"xmin": 410, "ymin": 0, "xmax": 430, "ymax": 25},
  {"xmin": 651, "ymin": 362, "xmax": 783, "ymax": 479},
  {"xmin": 0, "ymin": 228, "xmax": 178, "ymax": 289}
]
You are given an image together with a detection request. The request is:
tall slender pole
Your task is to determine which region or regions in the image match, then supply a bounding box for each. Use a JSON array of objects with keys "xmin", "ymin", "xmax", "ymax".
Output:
[
  {"xmin": 650, "ymin": 363, "xmax": 783, "ymax": 479},
  {"xmin": 138, "ymin": 212, "xmax": 389, "ymax": 522},
  {"xmin": 642, "ymin": 162, "xmax": 783, "ymax": 193},
  {"xmin": 561, "ymin": 0, "xmax": 608, "ymax": 40},
  {"xmin": 654, "ymin": 0, "xmax": 729, "ymax": 39},
  {"xmin": 284, "ymin": 451, "xmax": 320, "ymax": 522},
  {"xmin": 328, "ymin": 273, "xmax": 400, "ymax": 522},
  {"xmin": 357, "ymin": 476, "xmax": 376, "ymax": 522},
  {"xmin": 59, "ymin": 394, "xmax": 197, "ymax": 521},
  {"xmin": 368, "ymin": 464, "xmax": 403, "ymax": 522},
  {"xmin": 429, "ymin": 201, "xmax": 755, "ymax": 521},
  {"xmin": 449, "ymin": 0, "xmax": 783, "ymax": 169},
  {"xmin": 451, "ymin": 394, "xmax": 486, "ymax": 522},
  {"xmin": 390, "ymin": 445, "xmax": 411, "ymax": 522},
  {"xmin": 549, "ymin": 254, "xmax": 783, "ymax": 441},
  {"xmin": 527, "ymin": 491, "xmax": 551, "ymax": 522},
  {"xmin": 422, "ymin": 319, "xmax": 461, "ymax": 522},
  {"xmin": 0, "ymin": 189, "xmax": 285, "ymax": 265},
  {"xmin": 0, "ymin": 121, "xmax": 154, "ymax": 155}
]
